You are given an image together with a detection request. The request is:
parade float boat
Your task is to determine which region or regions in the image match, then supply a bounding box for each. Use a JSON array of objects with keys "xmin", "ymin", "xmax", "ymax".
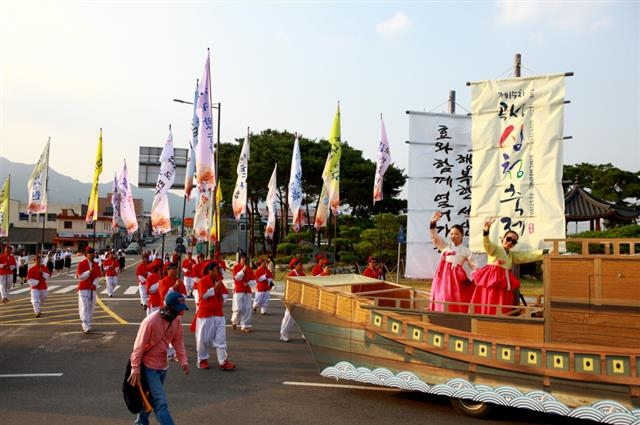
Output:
[{"xmin": 284, "ymin": 238, "xmax": 640, "ymax": 422}]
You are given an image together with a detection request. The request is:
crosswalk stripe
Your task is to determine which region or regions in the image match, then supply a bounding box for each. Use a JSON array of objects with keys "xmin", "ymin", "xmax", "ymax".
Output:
[
  {"xmin": 56, "ymin": 286, "xmax": 76, "ymax": 294},
  {"xmin": 100, "ymin": 286, "xmax": 120, "ymax": 295},
  {"xmin": 124, "ymin": 286, "xmax": 139, "ymax": 295},
  {"xmin": 9, "ymin": 287, "xmax": 31, "ymax": 295}
]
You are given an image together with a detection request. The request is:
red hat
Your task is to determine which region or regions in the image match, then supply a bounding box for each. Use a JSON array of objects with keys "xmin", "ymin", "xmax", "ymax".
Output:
[{"xmin": 289, "ymin": 257, "xmax": 301, "ymax": 269}]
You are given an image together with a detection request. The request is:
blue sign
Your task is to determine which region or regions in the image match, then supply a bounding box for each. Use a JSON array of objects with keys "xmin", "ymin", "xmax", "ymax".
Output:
[{"xmin": 397, "ymin": 225, "xmax": 406, "ymax": 244}]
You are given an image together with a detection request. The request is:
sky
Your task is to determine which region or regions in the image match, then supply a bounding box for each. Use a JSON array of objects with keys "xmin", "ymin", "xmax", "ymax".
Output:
[{"xmin": 1, "ymin": 1, "xmax": 639, "ymax": 198}]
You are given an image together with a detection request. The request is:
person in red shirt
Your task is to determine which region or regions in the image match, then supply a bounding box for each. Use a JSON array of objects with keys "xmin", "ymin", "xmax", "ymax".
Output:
[
  {"xmin": 0, "ymin": 245, "xmax": 17, "ymax": 303},
  {"xmin": 252, "ymin": 257, "xmax": 274, "ymax": 316},
  {"xmin": 181, "ymin": 252, "xmax": 197, "ymax": 298},
  {"xmin": 76, "ymin": 247, "xmax": 103, "ymax": 333},
  {"xmin": 27, "ymin": 254, "xmax": 50, "ymax": 317},
  {"xmin": 145, "ymin": 259, "xmax": 163, "ymax": 316},
  {"xmin": 193, "ymin": 261, "xmax": 235, "ymax": 370},
  {"xmin": 102, "ymin": 250, "xmax": 119, "ymax": 297},
  {"xmin": 362, "ymin": 256, "xmax": 383, "ymax": 280},
  {"xmin": 231, "ymin": 253, "xmax": 256, "ymax": 333},
  {"xmin": 280, "ymin": 257, "xmax": 305, "ymax": 342},
  {"xmin": 311, "ymin": 254, "xmax": 327, "ymax": 276},
  {"xmin": 135, "ymin": 253, "xmax": 150, "ymax": 310},
  {"xmin": 159, "ymin": 263, "xmax": 187, "ymax": 302}
]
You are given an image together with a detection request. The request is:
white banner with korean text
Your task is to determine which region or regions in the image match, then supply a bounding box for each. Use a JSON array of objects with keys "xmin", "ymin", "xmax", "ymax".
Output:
[
  {"xmin": 406, "ymin": 112, "xmax": 472, "ymax": 279},
  {"xmin": 469, "ymin": 74, "xmax": 566, "ymax": 251}
]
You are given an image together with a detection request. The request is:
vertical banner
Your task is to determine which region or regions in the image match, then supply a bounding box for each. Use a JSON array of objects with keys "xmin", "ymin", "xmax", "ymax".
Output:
[
  {"xmin": 118, "ymin": 160, "xmax": 138, "ymax": 234},
  {"xmin": 27, "ymin": 138, "xmax": 50, "ymax": 214},
  {"xmin": 373, "ymin": 115, "xmax": 391, "ymax": 204},
  {"xmin": 469, "ymin": 74, "xmax": 566, "ymax": 251},
  {"xmin": 193, "ymin": 190, "xmax": 211, "ymax": 241},
  {"xmin": 232, "ymin": 133, "xmax": 250, "ymax": 220},
  {"xmin": 265, "ymin": 163, "xmax": 277, "ymax": 239},
  {"xmin": 405, "ymin": 112, "xmax": 472, "ymax": 279},
  {"xmin": 195, "ymin": 50, "xmax": 215, "ymax": 192},
  {"xmin": 185, "ymin": 79, "xmax": 199, "ymax": 200},
  {"xmin": 151, "ymin": 128, "xmax": 176, "ymax": 235},
  {"xmin": 210, "ymin": 183, "xmax": 223, "ymax": 242},
  {"xmin": 0, "ymin": 176, "xmax": 10, "ymax": 238},
  {"xmin": 288, "ymin": 135, "xmax": 304, "ymax": 232},
  {"xmin": 85, "ymin": 129, "xmax": 103, "ymax": 224}
]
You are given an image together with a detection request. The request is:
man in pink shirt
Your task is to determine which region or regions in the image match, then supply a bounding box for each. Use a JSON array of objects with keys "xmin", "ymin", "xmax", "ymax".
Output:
[{"xmin": 128, "ymin": 291, "xmax": 190, "ymax": 425}]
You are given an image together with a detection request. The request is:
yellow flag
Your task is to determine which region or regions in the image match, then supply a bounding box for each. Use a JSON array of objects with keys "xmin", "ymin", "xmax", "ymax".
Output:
[
  {"xmin": 0, "ymin": 175, "xmax": 10, "ymax": 237},
  {"xmin": 86, "ymin": 129, "xmax": 104, "ymax": 224},
  {"xmin": 210, "ymin": 183, "xmax": 223, "ymax": 242},
  {"xmin": 321, "ymin": 103, "xmax": 341, "ymax": 215}
]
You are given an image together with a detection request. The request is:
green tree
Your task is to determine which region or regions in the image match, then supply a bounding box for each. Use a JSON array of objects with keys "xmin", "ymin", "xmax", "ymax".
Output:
[{"xmin": 563, "ymin": 163, "xmax": 640, "ymax": 206}]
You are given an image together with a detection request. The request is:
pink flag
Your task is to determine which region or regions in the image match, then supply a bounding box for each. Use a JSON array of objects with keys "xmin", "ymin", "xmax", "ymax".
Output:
[
  {"xmin": 117, "ymin": 160, "xmax": 138, "ymax": 234},
  {"xmin": 195, "ymin": 51, "xmax": 215, "ymax": 192}
]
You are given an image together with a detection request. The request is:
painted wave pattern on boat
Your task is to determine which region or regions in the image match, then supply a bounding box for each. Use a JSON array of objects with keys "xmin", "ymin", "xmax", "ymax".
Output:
[{"xmin": 321, "ymin": 361, "xmax": 640, "ymax": 424}]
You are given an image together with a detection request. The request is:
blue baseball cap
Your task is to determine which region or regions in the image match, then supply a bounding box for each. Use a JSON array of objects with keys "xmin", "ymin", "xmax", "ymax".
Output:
[{"xmin": 164, "ymin": 291, "xmax": 188, "ymax": 311}]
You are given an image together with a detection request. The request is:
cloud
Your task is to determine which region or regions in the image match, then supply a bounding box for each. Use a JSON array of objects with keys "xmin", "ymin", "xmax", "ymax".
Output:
[
  {"xmin": 376, "ymin": 11, "xmax": 412, "ymax": 37},
  {"xmin": 495, "ymin": 1, "xmax": 611, "ymax": 33}
]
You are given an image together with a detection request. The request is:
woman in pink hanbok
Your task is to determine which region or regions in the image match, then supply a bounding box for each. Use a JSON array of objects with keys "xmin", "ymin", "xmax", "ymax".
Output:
[
  {"xmin": 429, "ymin": 211, "xmax": 475, "ymax": 312},
  {"xmin": 470, "ymin": 217, "xmax": 547, "ymax": 315}
]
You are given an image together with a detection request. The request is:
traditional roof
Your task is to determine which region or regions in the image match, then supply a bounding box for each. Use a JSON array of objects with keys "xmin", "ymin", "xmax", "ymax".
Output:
[{"xmin": 564, "ymin": 186, "xmax": 639, "ymax": 221}]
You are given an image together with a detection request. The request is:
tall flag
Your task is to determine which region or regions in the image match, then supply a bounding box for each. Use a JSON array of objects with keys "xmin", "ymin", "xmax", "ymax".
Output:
[
  {"xmin": 373, "ymin": 115, "xmax": 391, "ymax": 204},
  {"xmin": 265, "ymin": 163, "xmax": 277, "ymax": 239},
  {"xmin": 324, "ymin": 103, "xmax": 341, "ymax": 214},
  {"xmin": 85, "ymin": 129, "xmax": 103, "ymax": 224},
  {"xmin": 0, "ymin": 176, "xmax": 10, "ymax": 238},
  {"xmin": 117, "ymin": 160, "xmax": 138, "ymax": 234},
  {"xmin": 210, "ymin": 183, "xmax": 223, "ymax": 242},
  {"xmin": 184, "ymin": 79, "xmax": 199, "ymax": 200},
  {"xmin": 288, "ymin": 134, "xmax": 304, "ymax": 232},
  {"xmin": 111, "ymin": 172, "xmax": 120, "ymax": 232},
  {"xmin": 314, "ymin": 185, "xmax": 330, "ymax": 229},
  {"xmin": 193, "ymin": 190, "xmax": 211, "ymax": 241},
  {"xmin": 195, "ymin": 50, "xmax": 215, "ymax": 192},
  {"xmin": 232, "ymin": 130, "xmax": 250, "ymax": 221},
  {"xmin": 151, "ymin": 127, "xmax": 176, "ymax": 235},
  {"xmin": 27, "ymin": 137, "xmax": 50, "ymax": 214}
]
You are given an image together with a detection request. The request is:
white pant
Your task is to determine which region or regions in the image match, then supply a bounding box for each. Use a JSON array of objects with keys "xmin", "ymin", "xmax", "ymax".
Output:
[
  {"xmin": 30, "ymin": 289, "xmax": 47, "ymax": 313},
  {"xmin": 138, "ymin": 284, "xmax": 148, "ymax": 305},
  {"xmin": 231, "ymin": 292, "xmax": 253, "ymax": 329},
  {"xmin": 280, "ymin": 308, "xmax": 296, "ymax": 339},
  {"xmin": 0, "ymin": 274, "xmax": 10, "ymax": 299},
  {"xmin": 195, "ymin": 316, "xmax": 228, "ymax": 365},
  {"xmin": 252, "ymin": 291, "xmax": 270, "ymax": 314},
  {"xmin": 78, "ymin": 289, "xmax": 96, "ymax": 332},
  {"xmin": 184, "ymin": 276, "xmax": 194, "ymax": 295},
  {"xmin": 106, "ymin": 276, "xmax": 118, "ymax": 296}
]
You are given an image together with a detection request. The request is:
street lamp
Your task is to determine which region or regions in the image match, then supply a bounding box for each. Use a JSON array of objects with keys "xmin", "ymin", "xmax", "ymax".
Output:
[{"xmin": 172, "ymin": 97, "xmax": 222, "ymax": 259}]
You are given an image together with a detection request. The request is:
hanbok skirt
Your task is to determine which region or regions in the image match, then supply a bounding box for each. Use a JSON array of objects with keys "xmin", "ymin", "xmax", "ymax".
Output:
[
  {"xmin": 429, "ymin": 260, "xmax": 474, "ymax": 313},
  {"xmin": 469, "ymin": 265, "xmax": 520, "ymax": 315}
]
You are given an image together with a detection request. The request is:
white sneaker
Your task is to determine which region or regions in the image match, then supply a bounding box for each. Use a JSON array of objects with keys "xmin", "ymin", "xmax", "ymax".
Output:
[{"xmin": 280, "ymin": 336, "xmax": 290, "ymax": 342}]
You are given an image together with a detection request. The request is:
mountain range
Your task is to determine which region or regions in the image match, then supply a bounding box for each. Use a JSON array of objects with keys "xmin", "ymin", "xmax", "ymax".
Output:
[{"xmin": 0, "ymin": 157, "xmax": 188, "ymax": 215}]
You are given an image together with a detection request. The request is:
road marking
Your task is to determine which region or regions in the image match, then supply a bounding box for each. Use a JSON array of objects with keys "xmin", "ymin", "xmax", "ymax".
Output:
[
  {"xmin": 282, "ymin": 381, "xmax": 401, "ymax": 392},
  {"xmin": 96, "ymin": 296, "xmax": 128, "ymax": 324},
  {"xmin": 56, "ymin": 286, "xmax": 76, "ymax": 294},
  {"xmin": 124, "ymin": 286, "xmax": 139, "ymax": 295},
  {"xmin": 0, "ymin": 373, "xmax": 63, "ymax": 378},
  {"xmin": 10, "ymin": 287, "xmax": 31, "ymax": 295}
]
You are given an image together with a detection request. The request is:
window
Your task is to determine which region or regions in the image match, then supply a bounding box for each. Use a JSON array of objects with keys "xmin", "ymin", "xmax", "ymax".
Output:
[{"xmin": 64, "ymin": 221, "xmax": 72, "ymax": 229}]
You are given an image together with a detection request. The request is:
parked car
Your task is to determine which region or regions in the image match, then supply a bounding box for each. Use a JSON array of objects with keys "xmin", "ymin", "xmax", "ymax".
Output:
[{"xmin": 124, "ymin": 242, "xmax": 141, "ymax": 255}]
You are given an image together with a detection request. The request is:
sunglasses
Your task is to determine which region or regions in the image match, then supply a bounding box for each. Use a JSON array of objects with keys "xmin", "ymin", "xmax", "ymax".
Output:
[{"xmin": 505, "ymin": 236, "xmax": 518, "ymax": 245}]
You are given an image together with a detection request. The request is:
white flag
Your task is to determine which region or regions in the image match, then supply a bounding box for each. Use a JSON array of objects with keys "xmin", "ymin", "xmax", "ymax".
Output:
[
  {"xmin": 265, "ymin": 163, "xmax": 277, "ymax": 239},
  {"xmin": 288, "ymin": 135, "xmax": 304, "ymax": 232},
  {"xmin": 195, "ymin": 51, "xmax": 215, "ymax": 192},
  {"xmin": 0, "ymin": 176, "xmax": 10, "ymax": 238},
  {"xmin": 27, "ymin": 138, "xmax": 50, "ymax": 214},
  {"xmin": 192, "ymin": 190, "xmax": 211, "ymax": 242},
  {"xmin": 373, "ymin": 115, "xmax": 391, "ymax": 204},
  {"xmin": 232, "ymin": 132, "xmax": 250, "ymax": 221},
  {"xmin": 117, "ymin": 160, "xmax": 138, "ymax": 234},
  {"xmin": 111, "ymin": 172, "xmax": 120, "ymax": 232},
  {"xmin": 151, "ymin": 128, "xmax": 176, "ymax": 235}
]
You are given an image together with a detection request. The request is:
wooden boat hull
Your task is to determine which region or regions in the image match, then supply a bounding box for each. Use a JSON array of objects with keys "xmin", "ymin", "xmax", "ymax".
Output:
[{"xmin": 285, "ymin": 269, "xmax": 640, "ymax": 423}]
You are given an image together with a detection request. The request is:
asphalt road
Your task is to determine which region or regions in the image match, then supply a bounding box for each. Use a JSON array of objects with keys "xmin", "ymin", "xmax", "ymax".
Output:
[{"xmin": 0, "ymin": 250, "xmax": 596, "ymax": 425}]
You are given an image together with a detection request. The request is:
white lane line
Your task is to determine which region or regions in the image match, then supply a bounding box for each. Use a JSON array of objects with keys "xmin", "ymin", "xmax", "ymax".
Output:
[
  {"xmin": 100, "ymin": 286, "xmax": 120, "ymax": 295},
  {"xmin": 282, "ymin": 381, "xmax": 402, "ymax": 392},
  {"xmin": 9, "ymin": 287, "xmax": 31, "ymax": 295},
  {"xmin": 55, "ymin": 286, "xmax": 76, "ymax": 294},
  {"xmin": 124, "ymin": 286, "xmax": 139, "ymax": 295},
  {"xmin": 0, "ymin": 373, "xmax": 63, "ymax": 378}
]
